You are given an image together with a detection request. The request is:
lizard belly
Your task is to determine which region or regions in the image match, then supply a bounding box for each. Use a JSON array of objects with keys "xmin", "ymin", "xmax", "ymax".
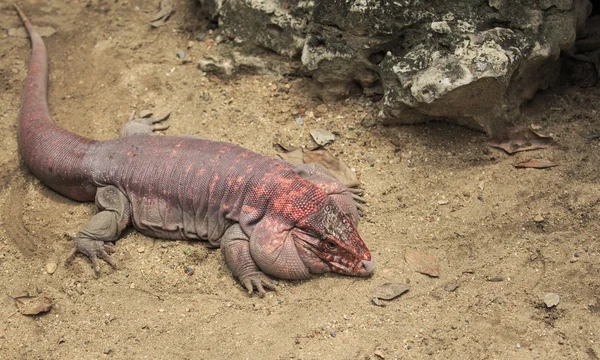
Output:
[{"xmin": 128, "ymin": 192, "xmax": 231, "ymax": 246}]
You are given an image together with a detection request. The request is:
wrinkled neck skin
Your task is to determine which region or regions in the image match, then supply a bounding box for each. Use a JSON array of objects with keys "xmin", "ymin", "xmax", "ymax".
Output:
[
  {"xmin": 248, "ymin": 219, "xmax": 334, "ymax": 280},
  {"xmin": 291, "ymin": 226, "xmax": 371, "ymax": 276},
  {"xmin": 248, "ymin": 179, "xmax": 374, "ymax": 280},
  {"xmin": 248, "ymin": 208, "xmax": 374, "ymax": 280},
  {"xmin": 292, "ymin": 228, "xmax": 334, "ymax": 274}
]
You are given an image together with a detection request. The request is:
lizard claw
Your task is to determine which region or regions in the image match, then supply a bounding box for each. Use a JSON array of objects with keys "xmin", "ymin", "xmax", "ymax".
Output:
[
  {"xmin": 241, "ymin": 273, "xmax": 277, "ymax": 297},
  {"xmin": 346, "ymin": 187, "xmax": 364, "ymax": 195},
  {"xmin": 351, "ymin": 194, "xmax": 367, "ymax": 203},
  {"xmin": 66, "ymin": 236, "xmax": 118, "ymax": 278},
  {"xmin": 120, "ymin": 110, "xmax": 170, "ymax": 137}
]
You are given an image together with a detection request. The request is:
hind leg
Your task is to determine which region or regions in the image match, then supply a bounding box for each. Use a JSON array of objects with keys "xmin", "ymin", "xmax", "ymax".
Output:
[
  {"xmin": 66, "ymin": 186, "xmax": 130, "ymax": 277},
  {"xmin": 120, "ymin": 110, "xmax": 170, "ymax": 137}
]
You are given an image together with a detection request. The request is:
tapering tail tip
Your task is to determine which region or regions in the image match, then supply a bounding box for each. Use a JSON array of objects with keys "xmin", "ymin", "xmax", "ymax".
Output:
[{"xmin": 13, "ymin": 4, "xmax": 30, "ymax": 24}]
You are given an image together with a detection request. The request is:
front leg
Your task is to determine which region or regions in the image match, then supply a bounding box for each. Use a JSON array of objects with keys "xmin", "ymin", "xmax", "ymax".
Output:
[
  {"xmin": 119, "ymin": 110, "xmax": 170, "ymax": 137},
  {"xmin": 66, "ymin": 186, "xmax": 130, "ymax": 277},
  {"xmin": 220, "ymin": 224, "xmax": 276, "ymax": 297}
]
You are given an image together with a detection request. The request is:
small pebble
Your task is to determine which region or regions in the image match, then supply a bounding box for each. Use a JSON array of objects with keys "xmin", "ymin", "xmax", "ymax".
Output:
[
  {"xmin": 469, "ymin": 136, "xmax": 477, "ymax": 143},
  {"xmin": 76, "ymin": 283, "xmax": 84, "ymax": 295},
  {"xmin": 187, "ymin": 41, "xmax": 195, "ymax": 48},
  {"xmin": 534, "ymin": 214, "xmax": 544, "ymax": 223},
  {"xmin": 185, "ymin": 266, "xmax": 195, "ymax": 275},
  {"xmin": 478, "ymin": 180, "xmax": 485, "ymax": 191},
  {"xmin": 176, "ymin": 51, "xmax": 185, "ymax": 59},
  {"xmin": 345, "ymin": 132, "xmax": 358, "ymax": 140},
  {"xmin": 137, "ymin": 246, "xmax": 145, "ymax": 253},
  {"xmin": 315, "ymin": 104, "xmax": 328, "ymax": 114},
  {"xmin": 295, "ymin": 117, "xmax": 304, "ymax": 125},
  {"xmin": 161, "ymin": 244, "xmax": 167, "ymax": 248},
  {"xmin": 542, "ymin": 292, "xmax": 560, "ymax": 307},
  {"xmin": 374, "ymin": 350, "xmax": 385, "ymax": 359},
  {"xmin": 371, "ymin": 297, "xmax": 386, "ymax": 307},
  {"xmin": 45, "ymin": 262, "xmax": 57, "ymax": 275},
  {"xmin": 195, "ymin": 32, "xmax": 206, "ymax": 41},
  {"xmin": 444, "ymin": 283, "xmax": 459, "ymax": 292},
  {"xmin": 438, "ymin": 199, "xmax": 449, "ymax": 205},
  {"xmin": 360, "ymin": 115, "xmax": 377, "ymax": 127}
]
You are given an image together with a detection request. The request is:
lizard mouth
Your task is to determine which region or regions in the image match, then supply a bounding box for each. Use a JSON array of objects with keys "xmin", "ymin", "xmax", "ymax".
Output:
[
  {"xmin": 292, "ymin": 229, "xmax": 375, "ymax": 276},
  {"xmin": 320, "ymin": 253, "xmax": 376, "ymax": 277}
]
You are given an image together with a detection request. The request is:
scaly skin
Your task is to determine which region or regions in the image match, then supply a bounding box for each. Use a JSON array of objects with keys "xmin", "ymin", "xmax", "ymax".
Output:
[{"xmin": 14, "ymin": 5, "xmax": 374, "ymax": 296}]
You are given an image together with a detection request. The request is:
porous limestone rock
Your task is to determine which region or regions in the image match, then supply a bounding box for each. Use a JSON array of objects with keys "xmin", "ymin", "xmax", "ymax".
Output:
[{"xmin": 198, "ymin": 0, "xmax": 592, "ymax": 133}]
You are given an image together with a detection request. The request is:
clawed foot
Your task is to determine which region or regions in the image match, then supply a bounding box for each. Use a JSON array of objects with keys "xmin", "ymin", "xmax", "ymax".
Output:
[
  {"xmin": 344, "ymin": 188, "xmax": 366, "ymax": 212},
  {"xmin": 120, "ymin": 110, "xmax": 170, "ymax": 137},
  {"xmin": 240, "ymin": 272, "xmax": 277, "ymax": 297},
  {"xmin": 66, "ymin": 236, "xmax": 117, "ymax": 278}
]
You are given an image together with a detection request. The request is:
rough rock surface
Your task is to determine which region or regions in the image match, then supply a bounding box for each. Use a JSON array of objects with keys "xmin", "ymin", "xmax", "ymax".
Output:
[{"xmin": 199, "ymin": 0, "xmax": 592, "ymax": 133}]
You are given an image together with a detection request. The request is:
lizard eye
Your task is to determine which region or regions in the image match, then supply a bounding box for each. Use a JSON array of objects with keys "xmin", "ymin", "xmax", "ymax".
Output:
[{"xmin": 325, "ymin": 241, "xmax": 337, "ymax": 251}]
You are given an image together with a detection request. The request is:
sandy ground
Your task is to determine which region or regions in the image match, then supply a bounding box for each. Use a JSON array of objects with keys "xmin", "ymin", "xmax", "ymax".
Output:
[{"xmin": 1, "ymin": 1, "xmax": 599, "ymax": 359}]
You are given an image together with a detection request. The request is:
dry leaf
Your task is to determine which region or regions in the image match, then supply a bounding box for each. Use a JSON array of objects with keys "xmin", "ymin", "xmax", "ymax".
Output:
[
  {"xmin": 372, "ymin": 283, "xmax": 410, "ymax": 300},
  {"xmin": 277, "ymin": 148, "xmax": 360, "ymax": 187},
  {"xmin": 581, "ymin": 133, "xmax": 600, "ymax": 140},
  {"xmin": 150, "ymin": 1, "xmax": 174, "ymax": 28},
  {"xmin": 303, "ymin": 149, "xmax": 360, "ymax": 187},
  {"xmin": 488, "ymin": 126, "xmax": 557, "ymax": 154},
  {"xmin": 278, "ymin": 147, "xmax": 304, "ymax": 166},
  {"xmin": 274, "ymin": 142, "xmax": 297, "ymax": 152},
  {"xmin": 11, "ymin": 295, "xmax": 53, "ymax": 315},
  {"xmin": 309, "ymin": 128, "xmax": 335, "ymax": 146},
  {"xmin": 404, "ymin": 249, "xmax": 440, "ymax": 277},
  {"xmin": 514, "ymin": 159, "xmax": 558, "ymax": 169}
]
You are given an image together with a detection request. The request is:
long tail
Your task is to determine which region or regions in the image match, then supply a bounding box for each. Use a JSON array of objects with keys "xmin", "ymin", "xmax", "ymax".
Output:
[
  {"xmin": 14, "ymin": 4, "xmax": 51, "ymax": 127},
  {"xmin": 14, "ymin": 5, "xmax": 97, "ymax": 201}
]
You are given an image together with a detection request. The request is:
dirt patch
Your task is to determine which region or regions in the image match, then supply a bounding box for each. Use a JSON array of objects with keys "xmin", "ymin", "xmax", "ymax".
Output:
[{"xmin": 1, "ymin": 1, "xmax": 599, "ymax": 359}]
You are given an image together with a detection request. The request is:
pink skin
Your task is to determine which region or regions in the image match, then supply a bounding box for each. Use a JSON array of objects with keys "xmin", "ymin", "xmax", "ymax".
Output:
[
  {"xmin": 14, "ymin": 4, "xmax": 374, "ymax": 295},
  {"xmin": 292, "ymin": 199, "xmax": 375, "ymax": 276},
  {"xmin": 293, "ymin": 228, "xmax": 375, "ymax": 276}
]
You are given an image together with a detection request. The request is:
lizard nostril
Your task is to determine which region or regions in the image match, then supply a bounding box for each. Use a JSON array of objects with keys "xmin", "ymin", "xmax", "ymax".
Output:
[{"xmin": 359, "ymin": 259, "xmax": 375, "ymax": 275}]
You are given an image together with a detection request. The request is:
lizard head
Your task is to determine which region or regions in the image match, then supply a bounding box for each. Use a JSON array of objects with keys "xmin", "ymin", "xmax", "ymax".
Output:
[{"xmin": 292, "ymin": 197, "xmax": 374, "ymax": 277}]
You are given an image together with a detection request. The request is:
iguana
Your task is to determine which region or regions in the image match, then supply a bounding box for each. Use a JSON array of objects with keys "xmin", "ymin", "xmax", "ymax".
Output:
[{"xmin": 13, "ymin": 5, "xmax": 374, "ymax": 296}]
